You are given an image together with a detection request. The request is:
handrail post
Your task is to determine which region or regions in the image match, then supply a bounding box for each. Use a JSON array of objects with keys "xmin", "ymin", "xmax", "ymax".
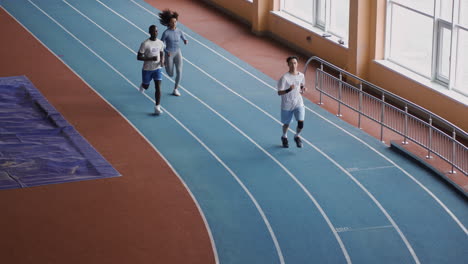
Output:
[
  {"xmin": 315, "ymin": 69, "xmax": 319, "ymax": 93},
  {"xmin": 380, "ymin": 94, "xmax": 385, "ymax": 143},
  {"xmin": 306, "ymin": 56, "xmax": 467, "ymax": 177},
  {"xmin": 449, "ymin": 130, "xmax": 457, "ymax": 174},
  {"xmin": 358, "ymin": 83, "xmax": 363, "ymax": 129},
  {"xmin": 426, "ymin": 116, "xmax": 433, "ymax": 159},
  {"xmin": 402, "ymin": 105, "xmax": 409, "ymax": 145},
  {"xmin": 337, "ymin": 72, "xmax": 342, "ymax": 117},
  {"xmin": 319, "ymin": 64, "xmax": 324, "ymax": 105}
]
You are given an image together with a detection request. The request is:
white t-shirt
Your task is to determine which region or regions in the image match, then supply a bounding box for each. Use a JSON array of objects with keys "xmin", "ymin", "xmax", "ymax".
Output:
[
  {"xmin": 138, "ymin": 38, "xmax": 165, "ymax": 71},
  {"xmin": 277, "ymin": 71, "xmax": 305, "ymax": 111}
]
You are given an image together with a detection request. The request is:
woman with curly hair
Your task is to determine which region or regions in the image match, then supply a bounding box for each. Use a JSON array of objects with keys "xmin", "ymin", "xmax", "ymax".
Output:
[{"xmin": 159, "ymin": 9, "xmax": 188, "ymax": 96}]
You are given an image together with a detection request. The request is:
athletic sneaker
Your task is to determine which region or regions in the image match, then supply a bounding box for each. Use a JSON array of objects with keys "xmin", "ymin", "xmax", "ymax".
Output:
[
  {"xmin": 139, "ymin": 84, "xmax": 145, "ymax": 93},
  {"xmin": 281, "ymin": 137, "xmax": 289, "ymax": 148},
  {"xmin": 154, "ymin": 105, "xmax": 163, "ymax": 115},
  {"xmin": 172, "ymin": 89, "xmax": 181, "ymax": 96},
  {"xmin": 294, "ymin": 136, "xmax": 302, "ymax": 148}
]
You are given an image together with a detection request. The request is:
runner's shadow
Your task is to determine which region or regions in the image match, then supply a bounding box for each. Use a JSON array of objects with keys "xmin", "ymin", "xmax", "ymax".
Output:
[{"xmin": 264, "ymin": 145, "xmax": 299, "ymax": 156}]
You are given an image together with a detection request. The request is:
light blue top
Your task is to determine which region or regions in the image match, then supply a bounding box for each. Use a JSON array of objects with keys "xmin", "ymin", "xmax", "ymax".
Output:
[{"xmin": 161, "ymin": 28, "xmax": 187, "ymax": 53}]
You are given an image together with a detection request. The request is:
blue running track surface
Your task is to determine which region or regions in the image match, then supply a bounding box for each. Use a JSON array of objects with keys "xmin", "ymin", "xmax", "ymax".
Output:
[{"xmin": 1, "ymin": 0, "xmax": 467, "ymax": 263}]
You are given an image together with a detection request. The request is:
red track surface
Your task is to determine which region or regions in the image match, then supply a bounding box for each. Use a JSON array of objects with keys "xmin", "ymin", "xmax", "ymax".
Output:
[
  {"xmin": 0, "ymin": 7, "xmax": 214, "ymax": 264},
  {"xmin": 0, "ymin": 0, "xmax": 465, "ymax": 263}
]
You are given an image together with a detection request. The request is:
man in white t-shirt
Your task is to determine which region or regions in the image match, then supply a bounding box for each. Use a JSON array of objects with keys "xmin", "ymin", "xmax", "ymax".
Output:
[
  {"xmin": 137, "ymin": 25, "xmax": 165, "ymax": 115},
  {"xmin": 277, "ymin": 56, "xmax": 307, "ymax": 148}
]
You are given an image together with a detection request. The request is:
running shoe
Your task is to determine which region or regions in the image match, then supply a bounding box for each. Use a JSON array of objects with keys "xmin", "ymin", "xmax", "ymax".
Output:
[
  {"xmin": 154, "ymin": 105, "xmax": 163, "ymax": 115},
  {"xmin": 281, "ymin": 137, "xmax": 289, "ymax": 148},
  {"xmin": 294, "ymin": 136, "xmax": 302, "ymax": 148},
  {"xmin": 172, "ymin": 89, "xmax": 181, "ymax": 96}
]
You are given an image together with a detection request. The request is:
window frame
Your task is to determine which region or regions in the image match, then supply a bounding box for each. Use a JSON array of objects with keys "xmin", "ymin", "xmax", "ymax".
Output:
[
  {"xmin": 385, "ymin": 2, "xmax": 435, "ymax": 79},
  {"xmin": 280, "ymin": 0, "xmax": 349, "ymax": 41},
  {"xmin": 385, "ymin": 0, "xmax": 467, "ymax": 97},
  {"xmin": 435, "ymin": 20, "xmax": 452, "ymax": 85}
]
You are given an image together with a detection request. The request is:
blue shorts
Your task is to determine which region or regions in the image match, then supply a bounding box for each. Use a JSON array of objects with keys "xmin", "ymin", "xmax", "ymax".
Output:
[
  {"xmin": 281, "ymin": 106, "xmax": 305, "ymax": 125},
  {"xmin": 142, "ymin": 68, "xmax": 162, "ymax": 84}
]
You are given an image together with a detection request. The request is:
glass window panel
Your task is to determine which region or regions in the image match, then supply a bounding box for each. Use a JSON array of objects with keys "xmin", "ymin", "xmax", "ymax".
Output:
[
  {"xmin": 389, "ymin": 5, "xmax": 434, "ymax": 77},
  {"xmin": 455, "ymin": 29, "xmax": 468, "ymax": 95},
  {"xmin": 329, "ymin": 0, "xmax": 350, "ymax": 39},
  {"xmin": 440, "ymin": 0, "xmax": 453, "ymax": 22},
  {"xmin": 460, "ymin": 0, "xmax": 468, "ymax": 27},
  {"xmin": 283, "ymin": 0, "xmax": 313, "ymax": 23},
  {"xmin": 392, "ymin": 0, "xmax": 434, "ymax": 16},
  {"xmin": 438, "ymin": 26, "xmax": 451, "ymax": 80},
  {"xmin": 316, "ymin": 0, "xmax": 326, "ymax": 26}
]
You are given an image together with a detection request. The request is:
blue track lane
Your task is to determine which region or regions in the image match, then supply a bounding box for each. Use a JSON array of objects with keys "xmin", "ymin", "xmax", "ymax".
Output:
[{"xmin": 2, "ymin": 0, "xmax": 467, "ymax": 263}]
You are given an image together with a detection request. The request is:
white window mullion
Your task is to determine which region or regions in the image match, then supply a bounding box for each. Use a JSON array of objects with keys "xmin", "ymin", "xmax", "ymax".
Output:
[
  {"xmin": 316, "ymin": 0, "xmax": 326, "ymax": 30},
  {"xmin": 448, "ymin": 0, "xmax": 460, "ymax": 90},
  {"xmin": 431, "ymin": 0, "xmax": 439, "ymax": 82},
  {"xmin": 325, "ymin": 0, "xmax": 331, "ymax": 32},
  {"xmin": 385, "ymin": 0, "xmax": 393, "ymax": 60}
]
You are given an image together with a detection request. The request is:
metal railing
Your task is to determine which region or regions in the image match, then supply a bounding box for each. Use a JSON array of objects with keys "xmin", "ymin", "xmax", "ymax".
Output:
[{"xmin": 304, "ymin": 56, "xmax": 467, "ymax": 176}]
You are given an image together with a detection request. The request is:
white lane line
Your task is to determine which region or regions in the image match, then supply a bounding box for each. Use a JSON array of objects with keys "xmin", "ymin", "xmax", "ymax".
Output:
[
  {"xmin": 129, "ymin": 0, "xmax": 275, "ymax": 86},
  {"xmin": 29, "ymin": 1, "xmax": 285, "ymax": 262},
  {"xmin": 336, "ymin": 225, "xmax": 394, "ymax": 233},
  {"xmin": 2, "ymin": 3, "xmax": 220, "ymax": 263},
  {"xmin": 129, "ymin": 0, "xmax": 468, "ymax": 236},
  {"xmin": 97, "ymin": 0, "xmax": 148, "ymax": 34},
  {"xmin": 88, "ymin": 1, "xmax": 355, "ymax": 262},
  {"xmin": 96, "ymin": 1, "xmax": 426, "ymax": 262},
  {"xmin": 346, "ymin": 166, "xmax": 396, "ymax": 172},
  {"xmin": 67, "ymin": 0, "xmax": 352, "ymax": 261}
]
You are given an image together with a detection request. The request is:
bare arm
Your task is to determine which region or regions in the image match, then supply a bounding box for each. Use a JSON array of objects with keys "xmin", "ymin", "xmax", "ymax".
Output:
[{"xmin": 137, "ymin": 52, "xmax": 158, "ymax": 61}]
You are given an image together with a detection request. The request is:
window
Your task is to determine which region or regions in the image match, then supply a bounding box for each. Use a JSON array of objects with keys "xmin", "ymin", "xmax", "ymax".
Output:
[
  {"xmin": 329, "ymin": 0, "xmax": 350, "ymax": 39},
  {"xmin": 281, "ymin": 0, "xmax": 349, "ymax": 41},
  {"xmin": 436, "ymin": 22, "xmax": 451, "ymax": 82},
  {"xmin": 461, "ymin": 1, "xmax": 468, "ymax": 27},
  {"xmin": 386, "ymin": 0, "xmax": 468, "ymax": 96},
  {"xmin": 388, "ymin": 4, "xmax": 433, "ymax": 77},
  {"xmin": 282, "ymin": 0, "xmax": 314, "ymax": 23}
]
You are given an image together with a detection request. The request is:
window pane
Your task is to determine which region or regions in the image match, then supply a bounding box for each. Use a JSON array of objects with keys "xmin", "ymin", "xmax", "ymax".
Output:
[
  {"xmin": 283, "ymin": 0, "xmax": 313, "ymax": 23},
  {"xmin": 438, "ymin": 26, "xmax": 451, "ymax": 80},
  {"xmin": 316, "ymin": 0, "xmax": 326, "ymax": 26},
  {"xmin": 440, "ymin": 0, "xmax": 453, "ymax": 22},
  {"xmin": 460, "ymin": 0, "xmax": 468, "ymax": 27},
  {"xmin": 329, "ymin": 0, "xmax": 349, "ymax": 39},
  {"xmin": 389, "ymin": 5, "xmax": 434, "ymax": 76},
  {"xmin": 392, "ymin": 0, "xmax": 434, "ymax": 16},
  {"xmin": 455, "ymin": 29, "xmax": 468, "ymax": 95}
]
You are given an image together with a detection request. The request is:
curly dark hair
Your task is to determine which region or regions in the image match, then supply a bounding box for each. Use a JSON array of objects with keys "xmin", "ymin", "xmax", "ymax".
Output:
[{"xmin": 159, "ymin": 9, "xmax": 179, "ymax": 27}]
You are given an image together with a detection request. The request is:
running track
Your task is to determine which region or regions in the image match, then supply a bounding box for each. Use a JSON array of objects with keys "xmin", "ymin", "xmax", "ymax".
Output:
[{"xmin": 1, "ymin": 0, "xmax": 467, "ymax": 263}]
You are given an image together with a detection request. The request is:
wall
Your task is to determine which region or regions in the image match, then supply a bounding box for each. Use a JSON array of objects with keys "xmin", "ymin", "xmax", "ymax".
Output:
[{"xmin": 368, "ymin": 62, "xmax": 468, "ymax": 130}]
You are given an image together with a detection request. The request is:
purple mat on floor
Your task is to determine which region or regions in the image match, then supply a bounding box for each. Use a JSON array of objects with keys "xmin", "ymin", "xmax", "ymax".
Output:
[{"xmin": 0, "ymin": 76, "xmax": 120, "ymax": 190}]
